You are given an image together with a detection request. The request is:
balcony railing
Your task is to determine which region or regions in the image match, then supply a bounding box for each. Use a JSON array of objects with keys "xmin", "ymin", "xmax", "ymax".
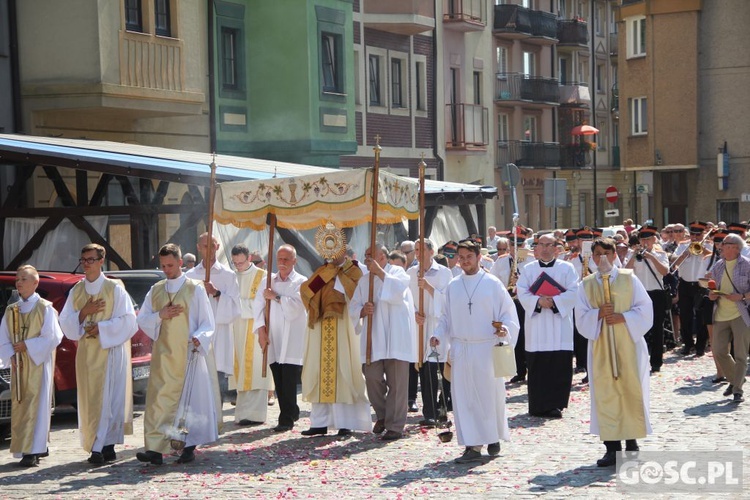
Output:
[
  {"xmin": 609, "ymin": 32, "xmax": 619, "ymax": 55},
  {"xmin": 557, "ymin": 19, "xmax": 589, "ymax": 46},
  {"xmin": 120, "ymin": 31, "xmax": 184, "ymax": 90},
  {"xmin": 559, "ymin": 82, "xmax": 591, "ymax": 106},
  {"xmin": 495, "ymin": 73, "xmax": 560, "ymax": 104},
  {"xmin": 446, "ymin": 103, "xmax": 489, "ymax": 149},
  {"xmin": 559, "ymin": 144, "xmax": 592, "ymax": 168},
  {"xmin": 611, "ymin": 85, "xmax": 619, "ymax": 112},
  {"xmin": 444, "ymin": 0, "xmax": 486, "ymax": 28},
  {"xmin": 493, "ymin": 4, "xmax": 557, "ymax": 40},
  {"xmin": 497, "ymin": 140, "xmax": 561, "ymax": 168}
]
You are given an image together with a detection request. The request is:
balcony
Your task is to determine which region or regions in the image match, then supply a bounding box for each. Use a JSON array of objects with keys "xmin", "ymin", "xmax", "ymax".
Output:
[
  {"xmin": 443, "ymin": 0, "xmax": 486, "ymax": 31},
  {"xmin": 557, "ymin": 19, "xmax": 589, "ymax": 48},
  {"xmin": 559, "ymin": 83, "xmax": 591, "ymax": 107},
  {"xmin": 497, "ymin": 140, "xmax": 561, "ymax": 168},
  {"xmin": 493, "ymin": 4, "xmax": 557, "ymax": 45},
  {"xmin": 495, "ymin": 73, "xmax": 560, "ymax": 107},
  {"xmin": 446, "ymin": 103, "xmax": 489, "ymax": 151},
  {"xmin": 609, "ymin": 32, "xmax": 619, "ymax": 56},
  {"xmin": 559, "ymin": 143, "xmax": 593, "ymax": 168},
  {"xmin": 362, "ymin": 0, "xmax": 435, "ymax": 35}
]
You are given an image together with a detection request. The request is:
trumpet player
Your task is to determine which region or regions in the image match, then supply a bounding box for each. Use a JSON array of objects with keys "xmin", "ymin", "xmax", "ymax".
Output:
[
  {"xmin": 0, "ymin": 266, "xmax": 63, "ymax": 467},
  {"xmin": 672, "ymin": 221, "xmax": 712, "ymax": 356},
  {"xmin": 624, "ymin": 225, "xmax": 669, "ymax": 373}
]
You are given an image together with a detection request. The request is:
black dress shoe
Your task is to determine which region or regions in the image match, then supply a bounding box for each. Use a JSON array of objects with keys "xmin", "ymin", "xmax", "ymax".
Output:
[
  {"xmin": 509, "ymin": 375, "xmax": 526, "ymax": 384},
  {"xmin": 176, "ymin": 447, "xmax": 195, "ymax": 464},
  {"xmin": 712, "ymin": 376, "xmax": 727, "ymax": 384},
  {"xmin": 88, "ymin": 452, "xmax": 105, "ymax": 465},
  {"xmin": 301, "ymin": 427, "xmax": 328, "ymax": 436},
  {"xmin": 545, "ymin": 409, "xmax": 563, "ymax": 419},
  {"xmin": 136, "ymin": 450, "xmax": 164, "ymax": 465},
  {"xmin": 419, "ymin": 418, "xmax": 437, "ymax": 428},
  {"xmin": 454, "ymin": 448, "xmax": 483, "ymax": 464},
  {"xmin": 102, "ymin": 445, "xmax": 116, "ymax": 462},
  {"xmin": 581, "ymin": 375, "xmax": 589, "ymax": 384},
  {"xmin": 18, "ymin": 455, "xmax": 39, "ymax": 467},
  {"xmin": 625, "ymin": 440, "xmax": 639, "ymax": 452},
  {"xmin": 273, "ymin": 424, "xmax": 293, "ymax": 433},
  {"xmin": 38, "ymin": 449, "xmax": 49, "ymax": 459},
  {"xmin": 597, "ymin": 450, "xmax": 617, "ymax": 467},
  {"xmin": 408, "ymin": 401, "xmax": 419, "ymax": 413},
  {"xmin": 372, "ymin": 419, "xmax": 385, "ymax": 434},
  {"xmin": 734, "ymin": 393, "xmax": 744, "ymax": 403},
  {"xmin": 337, "ymin": 428, "xmax": 351, "ymax": 436},
  {"xmin": 680, "ymin": 346, "xmax": 693, "ymax": 355},
  {"xmin": 650, "ymin": 367, "xmax": 661, "ymax": 374},
  {"xmin": 381, "ymin": 430, "xmax": 402, "ymax": 441},
  {"xmin": 723, "ymin": 385, "xmax": 734, "ymax": 397},
  {"xmin": 238, "ymin": 419, "xmax": 264, "ymax": 426},
  {"xmin": 487, "ymin": 442, "xmax": 501, "ymax": 456},
  {"xmin": 695, "ymin": 350, "xmax": 705, "ymax": 357}
]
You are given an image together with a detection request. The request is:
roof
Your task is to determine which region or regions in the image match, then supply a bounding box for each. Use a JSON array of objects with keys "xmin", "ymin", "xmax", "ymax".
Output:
[{"xmin": 0, "ymin": 134, "xmax": 497, "ymax": 204}]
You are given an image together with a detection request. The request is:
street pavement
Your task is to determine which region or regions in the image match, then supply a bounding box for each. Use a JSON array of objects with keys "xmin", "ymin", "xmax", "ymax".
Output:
[{"xmin": 0, "ymin": 348, "xmax": 748, "ymax": 499}]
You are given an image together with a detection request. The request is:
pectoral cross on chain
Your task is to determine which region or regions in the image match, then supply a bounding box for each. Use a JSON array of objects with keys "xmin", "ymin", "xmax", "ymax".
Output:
[
  {"xmin": 468, "ymin": 300, "xmax": 473, "ymax": 314},
  {"xmin": 20, "ymin": 325, "xmax": 28, "ymax": 337}
]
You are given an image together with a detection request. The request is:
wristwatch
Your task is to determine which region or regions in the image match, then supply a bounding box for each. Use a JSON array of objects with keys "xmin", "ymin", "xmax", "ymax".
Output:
[
  {"xmin": 213, "ymin": 290, "xmax": 222, "ymax": 298},
  {"xmin": 275, "ymin": 294, "xmax": 281, "ymax": 302}
]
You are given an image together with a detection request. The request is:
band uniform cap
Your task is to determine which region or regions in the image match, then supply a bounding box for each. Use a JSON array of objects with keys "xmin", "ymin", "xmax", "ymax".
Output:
[
  {"xmin": 689, "ymin": 221, "xmax": 708, "ymax": 234},
  {"xmin": 442, "ymin": 241, "xmax": 459, "ymax": 254},
  {"xmin": 576, "ymin": 227, "xmax": 594, "ymax": 240},
  {"xmin": 638, "ymin": 225, "xmax": 659, "ymax": 238},
  {"xmin": 592, "ymin": 227, "xmax": 604, "ymax": 238},
  {"xmin": 727, "ymin": 222, "xmax": 748, "ymax": 235},
  {"xmin": 564, "ymin": 229, "xmax": 578, "ymax": 242},
  {"xmin": 713, "ymin": 230, "xmax": 729, "ymax": 243}
]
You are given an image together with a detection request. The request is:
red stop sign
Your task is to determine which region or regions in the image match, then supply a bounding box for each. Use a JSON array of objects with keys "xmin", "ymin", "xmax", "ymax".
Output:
[{"xmin": 605, "ymin": 186, "xmax": 619, "ymax": 203}]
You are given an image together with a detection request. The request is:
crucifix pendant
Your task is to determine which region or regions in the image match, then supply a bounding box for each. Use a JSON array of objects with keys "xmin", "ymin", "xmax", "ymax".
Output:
[{"xmin": 468, "ymin": 301, "xmax": 473, "ymax": 314}]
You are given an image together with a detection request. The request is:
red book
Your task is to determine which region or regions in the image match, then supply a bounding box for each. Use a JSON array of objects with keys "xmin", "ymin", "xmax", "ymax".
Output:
[{"xmin": 528, "ymin": 271, "xmax": 567, "ymax": 297}]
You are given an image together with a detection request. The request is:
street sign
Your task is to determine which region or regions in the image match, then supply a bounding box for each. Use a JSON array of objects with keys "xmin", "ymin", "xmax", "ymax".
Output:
[
  {"xmin": 604, "ymin": 209, "xmax": 620, "ymax": 218},
  {"xmin": 741, "ymin": 193, "xmax": 750, "ymax": 202},
  {"xmin": 636, "ymin": 184, "xmax": 649, "ymax": 195},
  {"xmin": 543, "ymin": 178, "xmax": 567, "ymax": 208},
  {"xmin": 502, "ymin": 163, "xmax": 521, "ymax": 187},
  {"xmin": 605, "ymin": 186, "xmax": 619, "ymax": 203}
]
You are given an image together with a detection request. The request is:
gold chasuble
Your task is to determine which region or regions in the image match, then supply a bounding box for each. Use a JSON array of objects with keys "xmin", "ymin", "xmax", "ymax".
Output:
[
  {"xmin": 144, "ymin": 279, "xmax": 197, "ymax": 454},
  {"xmin": 233, "ymin": 268, "xmax": 267, "ymax": 391},
  {"xmin": 72, "ymin": 278, "xmax": 133, "ymax": 452},
  {"xmin": 300, "ymin": 260, "xmax": 365, "ymax": 404},
  {"xmin": 583, "ymin": 270, "xmax": 647, "ymax": 441},
  {"xmin": 8, "ymin": 300, "xmax": 51, "ymax": 455}
]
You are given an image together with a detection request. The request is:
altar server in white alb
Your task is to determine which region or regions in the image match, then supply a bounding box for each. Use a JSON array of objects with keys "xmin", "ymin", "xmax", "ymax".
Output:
[
  {"xmin": 0, "ymin": 266, "xmax": 63, "ymax": 467},
  {"xmin": 229, "ymin": 243, "xmax": 273, "ymax": 426},
  {"xmin": 516, "ymin": 233, "xmax": 580, "ymax": 419},
  {"xmin": 186, "ymin": 232, "xmax": 241, "ymax": 404},
  {"xmin": 575, "ymin": 238, "xmax": 652, "ymax": 467},
  {"xmin": 136, "ymin": 244, "xmax": 218, "ymax": 465},
  {"xmin": 431, "ymin": 239, "xmax": 519, "ymax": 464},
  {"xmin": 350, "ymin": 244, "xmax": 416, "ymax": 441},
  {"xmin": 59, "ymin": 243, "xmax": 138, "ymax": 465},
  {"xmin": 253, "ymin": 244, "xmax": 308, "ymax": 433}
]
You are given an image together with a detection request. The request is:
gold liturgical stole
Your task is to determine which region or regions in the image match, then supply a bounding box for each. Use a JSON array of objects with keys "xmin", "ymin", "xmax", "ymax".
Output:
[
  {"xmin": 9, "ymin": 300, "xmax": 50, "ymax": 455},
  {"xmin": 583, "ymin": 270, "xmax": 647, "ymax": 441},
  {"xmin": 144, "ymin": 278, "xmax": 196, "ymax": 454},
  {"xmin": 73, "ymin": 278, "xmax": 133, "ymax": 452},
  {"xmin": 234, "ymin": 269, "xmax": 265, "ymax": 391},
  {"xmin": 319, "ymin": 316, "xmax": 338, "ymax": 403}
]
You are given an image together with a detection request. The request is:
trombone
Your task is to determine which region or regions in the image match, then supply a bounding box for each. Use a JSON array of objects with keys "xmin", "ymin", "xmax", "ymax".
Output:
[{"xmin": 689, "ymin": 229, "xmax": 715, "ymax": 256}]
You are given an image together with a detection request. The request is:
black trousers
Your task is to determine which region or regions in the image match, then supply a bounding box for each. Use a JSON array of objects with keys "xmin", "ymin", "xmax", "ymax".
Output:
[
  {"xmin": 573, "ymin": 316, "xmax": 587, "ymax": 371},
  {"xmin": 513, "ymin": 297, "xmax": 527, "ymax": 377},
  {"xmin": 270, "ymin": 363, "xmax": 301, "ymax": 427},
  {"xmin": 646, "ymin": 290, "xmax": 666, "ymax": 370},
  {"xmin": 418, "ymin": 361, "xmax": 451, "ymax": 420},
  {"xmin": 408, "ymin": 364, "xmax": 419, "ymax": 403},
  {"xmin": 678, "ymin": 279, "xmax": 708, "ymax": 352},
  {"xmin": 526, "ymin": 350, "xmax": 573, "ymax": 415}
]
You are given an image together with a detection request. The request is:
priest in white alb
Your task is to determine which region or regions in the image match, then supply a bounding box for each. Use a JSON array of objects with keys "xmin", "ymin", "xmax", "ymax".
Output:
[
  {"xmin": 59, "ymin": 243, "xmax": 138, "ymax": 465},
  {"xmin": 136, "ymin": 243, "xmax": 218, "ymax": 465},
  {"xmin": 253, "ymin": 244, "xmax": 308, "ymax": 433},
  {"xmin": 0, "ymin": 265, "xmax": 63, "ymax": 467},
  {"xmin": 431, "ymin": 239, "xmax": 519, "ymax": 464},
  {"xmin": 575, "ymin": 237, "xmax": 652, "ymax": 467},
  {"xmin": 516, "ymin": 233, "xmax": 580, "ymax": 419}
]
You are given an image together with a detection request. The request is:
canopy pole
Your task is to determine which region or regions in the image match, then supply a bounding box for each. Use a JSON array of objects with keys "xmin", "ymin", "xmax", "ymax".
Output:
[
  {"xmin": 204, "ymin": 154, "xmax": 217, "ymax": 283},
  {"xmin": 416, "ymin": 154, "xmax": 426, "ymax": 371},
  {"xmin": 366, "ymin": 136, "xmax": 382, "ymax": 366},
  {"xmin": 262, "ymin": 213, "xmax": 275, "ymax": 378}
]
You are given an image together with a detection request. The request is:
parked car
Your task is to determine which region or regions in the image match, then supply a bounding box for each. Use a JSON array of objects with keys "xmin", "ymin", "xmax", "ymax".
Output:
[{"xmin": 0, "ymin": 269, "xmax": 163, "ymax": 428}]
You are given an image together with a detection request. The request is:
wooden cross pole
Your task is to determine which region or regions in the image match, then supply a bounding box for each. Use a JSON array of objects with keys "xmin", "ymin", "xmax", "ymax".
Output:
[
  {"xmin": 366, "ymin": 135, "xmax": 382, "ymax": 366},
  {"xmin": 416, "ymin": 154, "xmax": 426, "ymax": 370}
]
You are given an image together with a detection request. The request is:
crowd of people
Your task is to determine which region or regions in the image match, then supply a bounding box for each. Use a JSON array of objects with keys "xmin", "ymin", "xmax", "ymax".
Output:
[{"xmin": 1, "ymin": 217, "xmax": 749, "ymax": 469}]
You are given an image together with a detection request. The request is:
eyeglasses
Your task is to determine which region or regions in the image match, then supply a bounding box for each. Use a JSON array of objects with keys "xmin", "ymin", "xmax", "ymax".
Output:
[
  {"xmin": 252, "ymin": 260, "xmax": 263, "ymax": 265},
  {"xmin": 444, "ymin": 253, "xmax": 456, "ymax": 259},
  {"xmin": 497, "ymin": 248, "xmax": 508, "ymax": 251},
  {"xmin": 79, "ymin": 257, "xmax": 102, "ymax": 265}
]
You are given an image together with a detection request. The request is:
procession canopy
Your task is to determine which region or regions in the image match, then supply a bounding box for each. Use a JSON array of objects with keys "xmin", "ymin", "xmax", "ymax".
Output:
[{"xmin": 214, "ymin": 168, "xmax": 420, "ymax": 230}]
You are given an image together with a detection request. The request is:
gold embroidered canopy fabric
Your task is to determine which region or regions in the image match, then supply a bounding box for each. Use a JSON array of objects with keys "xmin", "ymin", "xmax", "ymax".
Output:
[{"xmin": 214, "ymin": 168, "xmax": 419, "ymax": 230}]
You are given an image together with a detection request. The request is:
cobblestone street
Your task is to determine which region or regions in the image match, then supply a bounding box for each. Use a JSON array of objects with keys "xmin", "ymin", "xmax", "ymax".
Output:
[{"xmin": 0, "ymin": 349, "xmax": 748, "ymax": 499}]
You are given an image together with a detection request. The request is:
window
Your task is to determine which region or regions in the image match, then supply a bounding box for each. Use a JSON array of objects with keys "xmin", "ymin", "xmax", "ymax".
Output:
[
  {"xmin": 322, "ymin": 33, "xmax": 343, "ymax": 94},
  {"xmin": 596, "ymin": 64, "xmax": 604, "ymax": 93},
  {"xmin": 523, "ymin": 115, "xmax": 537, "ymax": 142},
  {"xmin": 353, "ymin": 49, "xmax": 362, "ymax": 105},
  {"xmin": 523, "ymin": 51, "xmax": 536, "ymax": 76},
  {"xmin": 221, "ymin": 27, "xmax": 239, "ymax": 91},
  {"xmin": 559, "ymin": 57, "xmax": 569, "ymax": 85},
  {"xmin": 595, "ymin": 4, "xmax": 603, "ymax": 35},
  {"xmin": 369, "ymin": 54, "xmax": 382, "ymax": 106},
  {"xmin": 473, "ymin": 71, "xmax": 482, "ymax": 105},
  {"xmin": 414, "ymin": 59, "xmax": 426, "ymax": 111},
  {"xmin": 496, "ymin": 46, "xmax": 508, "ymax": 74},
  {"xmin": 391, "ymin": 58, "xmax": 403, "ymax": 107},
  {"xmin": 497, "ymin": 113, "xmax": 509, "ymax": 141},
  {"xmin": 627, "ymin": 16, "xmax": 646, "ymax": 58},
  {"xmin": 125, "ymin": 0, "xmax": 143, "ymax": 32},
  {"xmin": 154, "ymin": 0, "xmax": 171, "ymax": 36},
  {"xmin": 630, "ymin": 96, "xmax": 647, "ymax": 135}
]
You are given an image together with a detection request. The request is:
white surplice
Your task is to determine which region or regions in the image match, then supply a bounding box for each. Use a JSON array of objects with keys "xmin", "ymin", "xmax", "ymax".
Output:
[
  {"xmin": 137, "ymin": 275, "xmax": 218, "ymax": 448},
  {"xmin": 0, "ymin": 294, "xmax": 63, "ymax": 457},
  {"xmin": 350, "ymin": 263, "xmax": 416, "ymax": 364},
  {"xmin": 59, "ymin": 274, "xmax": 138, "ymax": 452},
  {"xmin": 407, "ymin": 261, "xmax": 453, "ymax": 362},
  {"xmin": 433, "ymin": 271, "xmax": 520, "ymax": 446},
  {"xmin": 252, "ymin": 269, "xmax": 308, "ymax": 366},
  {"xmin": 574, "ymin": 268, "xmax": 653, "ymax": 436},
  {"xmin": 516, "ymin": 260, "xmax": 580, "ymax": 352},
  {"xmin": 186, "ymin": 261, "xmax": 240, "ymax": 374}
]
